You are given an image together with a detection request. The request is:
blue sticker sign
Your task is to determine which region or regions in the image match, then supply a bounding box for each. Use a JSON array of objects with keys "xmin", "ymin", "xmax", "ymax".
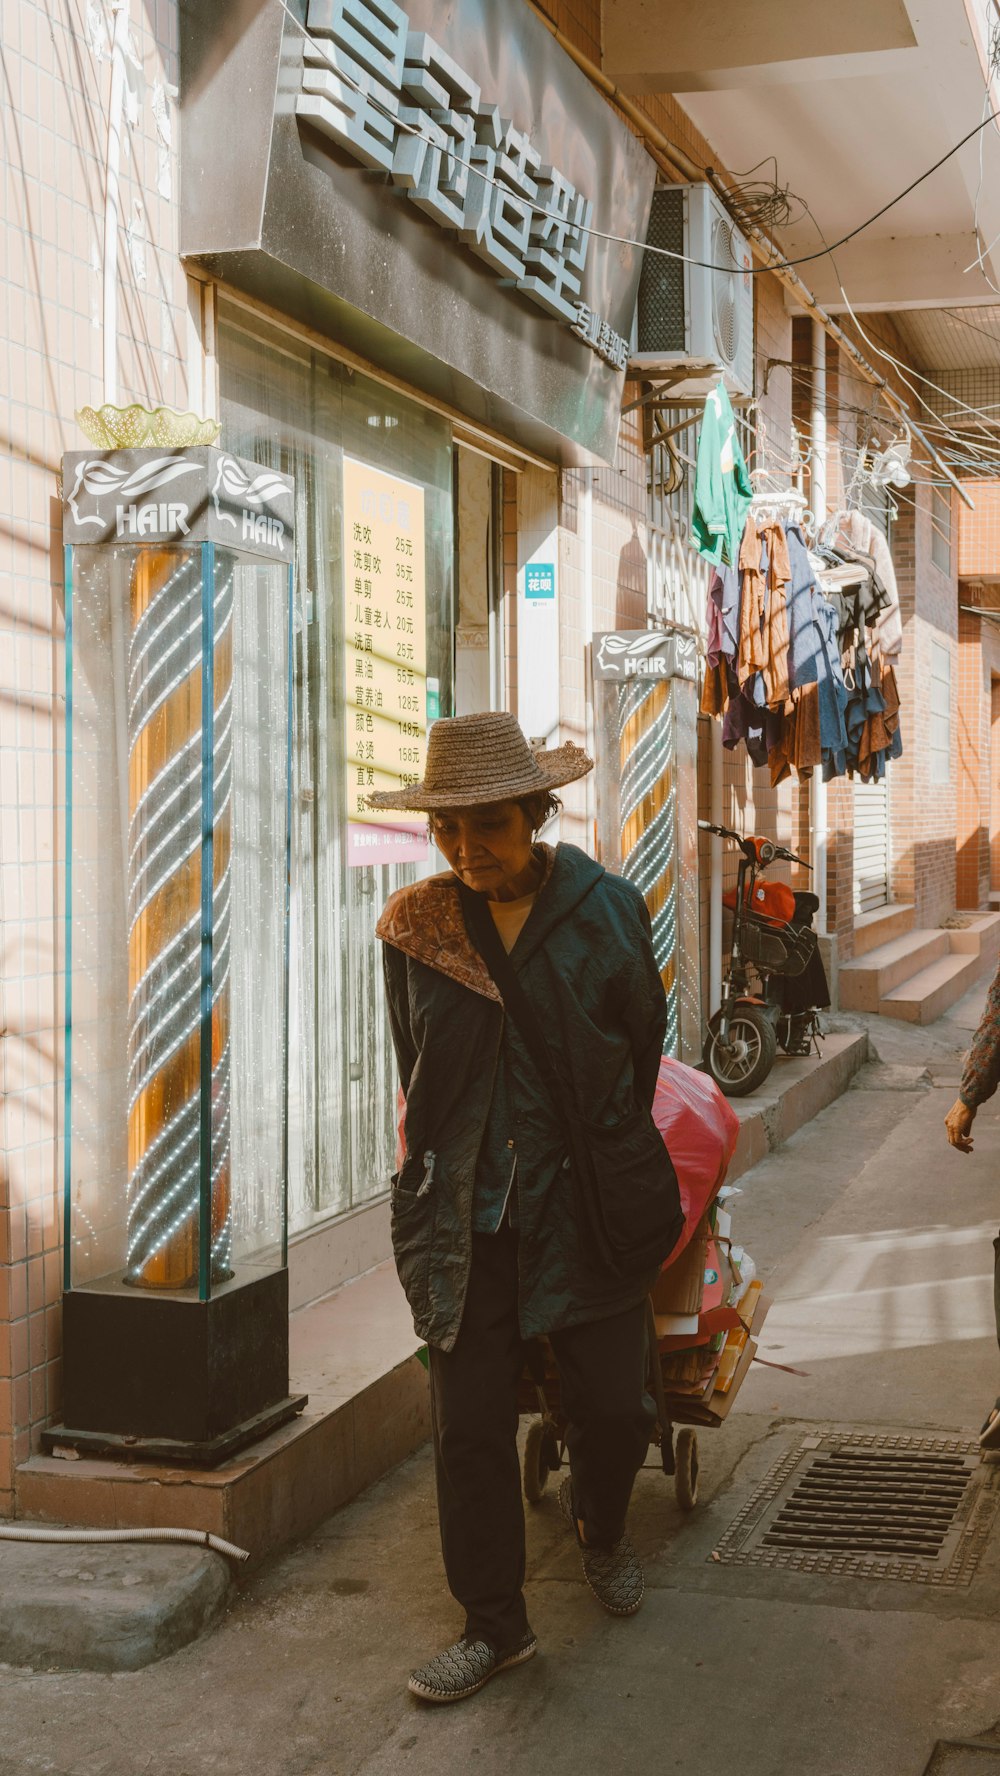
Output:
[{"xmin": 525, "ymin": 562, "xmax": 556, "ymax": 600}]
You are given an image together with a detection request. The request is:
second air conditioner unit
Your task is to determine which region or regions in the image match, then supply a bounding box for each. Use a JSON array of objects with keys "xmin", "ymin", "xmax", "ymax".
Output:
[{"xmin": 632, "ymin": 183, "xmax": 754, "ymax": 400}]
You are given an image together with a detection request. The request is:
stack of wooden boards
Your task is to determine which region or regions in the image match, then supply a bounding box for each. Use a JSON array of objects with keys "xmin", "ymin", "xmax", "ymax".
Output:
[{"xmin": 650, "ymin": 1195, "xmax": 769, "ymax": 1427}]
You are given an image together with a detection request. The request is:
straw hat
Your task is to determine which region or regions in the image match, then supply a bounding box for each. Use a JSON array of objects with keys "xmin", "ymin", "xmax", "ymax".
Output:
[{"xmin": 366, "ymin": 712, "xmax": 593, "ymax": 812}]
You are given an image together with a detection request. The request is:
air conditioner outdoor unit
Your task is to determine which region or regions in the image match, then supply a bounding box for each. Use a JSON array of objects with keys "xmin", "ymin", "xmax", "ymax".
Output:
[{"xmin": 632, "ymin": 183, "xmax": 754, "ymax": 400}]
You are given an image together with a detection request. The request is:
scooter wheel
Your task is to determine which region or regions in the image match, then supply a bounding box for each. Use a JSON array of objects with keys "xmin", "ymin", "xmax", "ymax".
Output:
[{"xmin": 703, "ymin": 1006, "xmax": 777, "ymax": 1096}]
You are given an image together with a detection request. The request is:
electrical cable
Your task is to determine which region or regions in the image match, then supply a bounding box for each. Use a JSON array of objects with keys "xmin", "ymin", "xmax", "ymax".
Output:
[
  {"xmin": 0, "ymin": 1524, "xmax": 251, "ymax": 1562},
  {"xmin": 839, "ymin": 284, "xmax": 1000, "ymax": 459},
  {"xmin": 789, "ymin": 187, "xmax": 1000, "ymax": 481},
  {"xmin": 275, "ymin": 0, "xmax": 1000, "ymax": 281}
]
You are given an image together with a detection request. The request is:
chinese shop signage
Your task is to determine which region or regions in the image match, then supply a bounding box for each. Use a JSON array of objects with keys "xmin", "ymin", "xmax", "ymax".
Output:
[
  {"xmin": 342, "ymin": 456, "xmax": 430, "ymax": 866},
  {"xmin": 296, "ymin": 0, "xmax": 629, "ymax": 374},
  {"xmin": 180, "ymin": 0, "xmax": 654, "ymax": 465}
]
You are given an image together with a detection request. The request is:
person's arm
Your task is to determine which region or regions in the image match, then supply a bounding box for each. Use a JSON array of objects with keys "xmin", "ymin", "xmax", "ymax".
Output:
[
  {"xmin": 945, "ymin": 959, "xmax": 1000, "ymax": 1153},
  {"xmin": 382, "ymin": 942, "xmax": 417, "ymax": 1094},
  {"xmin": 620, "ymin": 897, "xmax": 668, "ymax": 1110}
]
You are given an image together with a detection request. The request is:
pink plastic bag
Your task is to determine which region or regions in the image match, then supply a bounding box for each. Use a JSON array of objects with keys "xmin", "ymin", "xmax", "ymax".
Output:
[{"xmin": 652, "ymin": 1057, "xmax": 740, "ymax": 1265}]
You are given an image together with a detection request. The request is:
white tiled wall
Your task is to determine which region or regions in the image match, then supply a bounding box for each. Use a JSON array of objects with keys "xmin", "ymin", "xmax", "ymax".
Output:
[{"xmin": 0, "ymin": 0, "xmax": 189, "ymax": 1508}]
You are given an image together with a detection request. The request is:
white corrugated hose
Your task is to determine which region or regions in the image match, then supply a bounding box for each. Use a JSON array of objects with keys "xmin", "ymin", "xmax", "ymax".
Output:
[{"xmin": 0, "ymin": 1525, "xmax": 249, "ymax": 1562}]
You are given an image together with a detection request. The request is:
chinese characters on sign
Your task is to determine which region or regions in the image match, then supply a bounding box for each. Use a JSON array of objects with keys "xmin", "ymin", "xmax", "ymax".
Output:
[
  {"xmin": 342, "ymin": 455, "xmax": 429, "ymax": 866},
  {"xmin": 572, "ymin": 304, "xmax": 630, "ymax": 373},
  {"xmin": 296, "ymin": 0, "xmax": 629, "ymax": 372},
  {"xmin": 525, "ymin": 562, "xmax": 555, "ymax": 600}
]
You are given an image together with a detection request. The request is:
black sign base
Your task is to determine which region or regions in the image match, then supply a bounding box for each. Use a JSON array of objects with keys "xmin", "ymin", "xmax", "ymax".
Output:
[
  {"xmin": 41, "ymin": 1394, "xmax": 307, "ymax": 1469},
  {"xmin": 54, "ymin": 1266, "xmax": 301, "ymax": 1466}
]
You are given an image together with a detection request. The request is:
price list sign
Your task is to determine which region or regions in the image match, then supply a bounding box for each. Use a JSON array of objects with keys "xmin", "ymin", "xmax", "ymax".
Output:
[{"xmin": 342, "ymin": 456, "xmax": 430, "ymax": 866}]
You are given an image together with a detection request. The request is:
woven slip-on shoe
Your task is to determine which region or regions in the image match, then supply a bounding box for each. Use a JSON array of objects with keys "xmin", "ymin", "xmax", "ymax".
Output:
[
  {"xmin": 407, "ymin": 1631, "xmax": 537, "ymax": 1703},
  {"xmin": 980, "ymin": 1400, "xmax": 1000, "ymax": 1451},
  {"xmin": 558, "ymin": 1476, "xmax": 644, "ymax": 1617}
]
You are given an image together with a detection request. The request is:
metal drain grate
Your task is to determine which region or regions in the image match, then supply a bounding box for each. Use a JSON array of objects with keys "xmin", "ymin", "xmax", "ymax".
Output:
[
  {"xmin": 714, "ymin": 1430, "xmax": 1000, "ymax": 1585},
  {"xmin": 763, "ymin": 1446, "xmax": 971, "ymax": 1557}
]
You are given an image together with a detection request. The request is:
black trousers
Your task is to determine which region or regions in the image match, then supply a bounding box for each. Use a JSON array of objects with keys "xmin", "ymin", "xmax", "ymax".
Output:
[{"xmin": 427, "ymin": 1222, "xmax": 655, "ymax": 1651}]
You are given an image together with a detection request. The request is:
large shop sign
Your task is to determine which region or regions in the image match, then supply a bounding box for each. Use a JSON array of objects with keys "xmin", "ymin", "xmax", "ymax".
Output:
[
  {"xmin": 180, "ymin": 0, "xmax": 655, "ymax": 465},
  {"xmin": 296, "ymin": 0, "xmax": 629, "ymax": 374}
]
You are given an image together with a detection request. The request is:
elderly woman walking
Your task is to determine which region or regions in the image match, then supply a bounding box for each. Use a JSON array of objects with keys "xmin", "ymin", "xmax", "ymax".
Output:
[{"xmin": 371, "ymin": 712, "xmax": 681, "ymax": 1704}]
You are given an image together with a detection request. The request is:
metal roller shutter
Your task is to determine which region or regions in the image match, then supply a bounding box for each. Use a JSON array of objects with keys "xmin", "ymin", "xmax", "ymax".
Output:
[{"xmin": 853, "ymin": 778, "xmax": 890, "ymax": 914}]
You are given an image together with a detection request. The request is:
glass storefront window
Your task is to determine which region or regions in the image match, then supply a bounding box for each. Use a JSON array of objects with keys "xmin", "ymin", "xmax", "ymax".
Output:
[{"xmin": 218, "ymin": 304, "xmax": 455, "ymax": 1232}]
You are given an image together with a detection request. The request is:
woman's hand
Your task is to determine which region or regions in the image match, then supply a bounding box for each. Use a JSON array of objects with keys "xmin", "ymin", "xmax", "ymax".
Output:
[{"xmin": 945, "ymin": 1099, "xmax": 976, "ymax": 1154}]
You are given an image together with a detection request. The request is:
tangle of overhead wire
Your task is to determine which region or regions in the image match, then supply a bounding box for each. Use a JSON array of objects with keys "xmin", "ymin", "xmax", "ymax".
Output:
[
  {"xmin": 715, "ymin": 156, "xmax": 811, "ymax": 235},
  {"xmin": 839, "ymin": 286, "xmax": 1000, "ymax": 479},
  {"xmin": 789, "ymin": 183, "xmax": 1000, "ymax": 484}
]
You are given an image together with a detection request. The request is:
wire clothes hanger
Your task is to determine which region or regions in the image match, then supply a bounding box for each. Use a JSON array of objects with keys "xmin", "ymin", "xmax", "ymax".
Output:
[{"xmin": 748, "ymin": 417, "xmax": 811, "ymax": 525}]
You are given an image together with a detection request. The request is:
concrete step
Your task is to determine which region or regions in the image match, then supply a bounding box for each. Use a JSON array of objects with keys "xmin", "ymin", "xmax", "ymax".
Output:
[
  {"xmin": 728, "ymin": 1030, "xmax": 869, "ymax": 1181},
  {"xmin": 17, "ymin": 1261, "xmax": 431, "ymax": 1567},
  {"xmin": 838, "ymin": 928, "xmax": 951, "ymax": 1012},
  {"xmin": 879, "ymin": 950, "xmax": 984, "ymax": 1025},
  {"xmin": 852, "ymin": 902, "xmax": 916, "ymax": 959},
  {"xmin": 947, "ymin": 910, "xmax": 1000, "ymax": 963}
]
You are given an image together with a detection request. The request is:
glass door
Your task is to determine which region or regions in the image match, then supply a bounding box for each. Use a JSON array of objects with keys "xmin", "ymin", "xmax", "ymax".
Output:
[{"xmin": 218, "ymin": 304, "xmax": 454, "ymax": 1231}]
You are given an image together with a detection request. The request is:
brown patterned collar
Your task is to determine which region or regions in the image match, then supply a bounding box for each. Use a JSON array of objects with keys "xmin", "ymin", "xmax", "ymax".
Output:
[{"xmin": 376, "ymin": 845, "xmax": 556, "ymax": 1001}]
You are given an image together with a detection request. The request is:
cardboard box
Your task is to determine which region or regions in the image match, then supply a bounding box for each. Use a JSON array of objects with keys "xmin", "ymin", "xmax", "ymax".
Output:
[
  {"xmin": 651, "ymin": 1215, "xmax": 709, "ymax": 1316},
  {"xmin": 666, "ymin": 1338, "xmax": 757, "ymax": 1426}
]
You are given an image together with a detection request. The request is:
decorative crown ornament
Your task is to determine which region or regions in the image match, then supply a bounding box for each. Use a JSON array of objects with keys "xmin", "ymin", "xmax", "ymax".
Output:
[{"xmin": 75, "ymin": 403, "xmax": 222, "ymax": 449}]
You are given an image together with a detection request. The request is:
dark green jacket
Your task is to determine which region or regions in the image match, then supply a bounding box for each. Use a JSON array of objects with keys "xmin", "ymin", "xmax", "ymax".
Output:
[{"xmin": 377, "ymin": 843, "xmax": 670, "ymax": 1351}]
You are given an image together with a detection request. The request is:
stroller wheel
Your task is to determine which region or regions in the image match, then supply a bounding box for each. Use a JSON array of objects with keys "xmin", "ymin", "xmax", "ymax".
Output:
[
  {"xmin": 674, "ymin": 1428, "xmax": 699, "ymax": 1512},
  {"xmin": 523, "ymin": 1418, "xmax": 551, "ymax": 1504}
]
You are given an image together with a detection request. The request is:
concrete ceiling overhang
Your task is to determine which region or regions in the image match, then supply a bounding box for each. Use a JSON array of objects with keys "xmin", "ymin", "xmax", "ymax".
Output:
[
  {"xmin": 602, "ymin": 0, "xmax": 918, "ymax": 93},
  {"xmin": 602, "ymin": 0, "xmax": 1000, "ymax": 311}
]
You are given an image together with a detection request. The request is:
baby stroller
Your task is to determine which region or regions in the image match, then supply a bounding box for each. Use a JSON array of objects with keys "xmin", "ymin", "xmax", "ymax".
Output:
[{"xmin": 517, "ymin": 1058, "xmax": 767, "ymax": 1512}]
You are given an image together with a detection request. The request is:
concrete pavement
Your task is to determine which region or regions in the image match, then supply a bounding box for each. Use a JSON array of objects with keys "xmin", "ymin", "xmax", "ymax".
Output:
[{"xmin": 3, "ymin": 987, "xmax": 1000, "ymax": 1776}]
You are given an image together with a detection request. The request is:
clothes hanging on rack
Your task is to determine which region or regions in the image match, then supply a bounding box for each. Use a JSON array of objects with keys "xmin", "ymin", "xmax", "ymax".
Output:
[
  {"xmin": 706, "ymin": 562, "xmax": 740, "ymax": 669},
  {"xmin": 692, "ymin": 395, "xmax": 904, "ymax": 786},
  {"xmin": 696, "ymin": 500, "xmax": 901, "ymax": 786},
  {"xmin": 737, "ymin": 517, "xmax": 790, "ymax": 708},
  {"xmin": 692, "ymin": 382, "xmax": 753, "ymax": 570},
  {"xmin": 837, "ymin": 509, "xmax": 903, "ymax": 659}
]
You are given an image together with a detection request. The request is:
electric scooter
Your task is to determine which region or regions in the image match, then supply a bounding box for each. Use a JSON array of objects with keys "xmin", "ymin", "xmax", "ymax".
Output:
[{"xmin": 698, "ymin": 820, "xmax": 830, "ymax": 1096}]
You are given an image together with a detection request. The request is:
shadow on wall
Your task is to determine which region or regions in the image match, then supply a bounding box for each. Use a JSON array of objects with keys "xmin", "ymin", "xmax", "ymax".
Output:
[
  {"xmin": 615, "ymin": 524, "xmax": 647, "ymax": 629},
  {"xmin": 892, "ymin": 839, "xmax": 962, "ymax": 924},
  {"xmin": 957, "ymin": 825, "xmax": 990, "ymax": 911}
]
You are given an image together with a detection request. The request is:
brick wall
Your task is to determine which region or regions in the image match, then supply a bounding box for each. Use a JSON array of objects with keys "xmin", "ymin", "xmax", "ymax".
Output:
[
  {"xmin": 889, "ymin": 480, "xmax": 959, "ymax": 925},
  {"xmin": 959, "ymin": 483, "xmax": 1000, "ymax": 580},
  {"xmin": 956, "ymin": 593, "xmax": 1000, "ymax": 909},
  {"xmin": 957, "ymin": 606, "xmax": 986, "ymax": 908}
]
